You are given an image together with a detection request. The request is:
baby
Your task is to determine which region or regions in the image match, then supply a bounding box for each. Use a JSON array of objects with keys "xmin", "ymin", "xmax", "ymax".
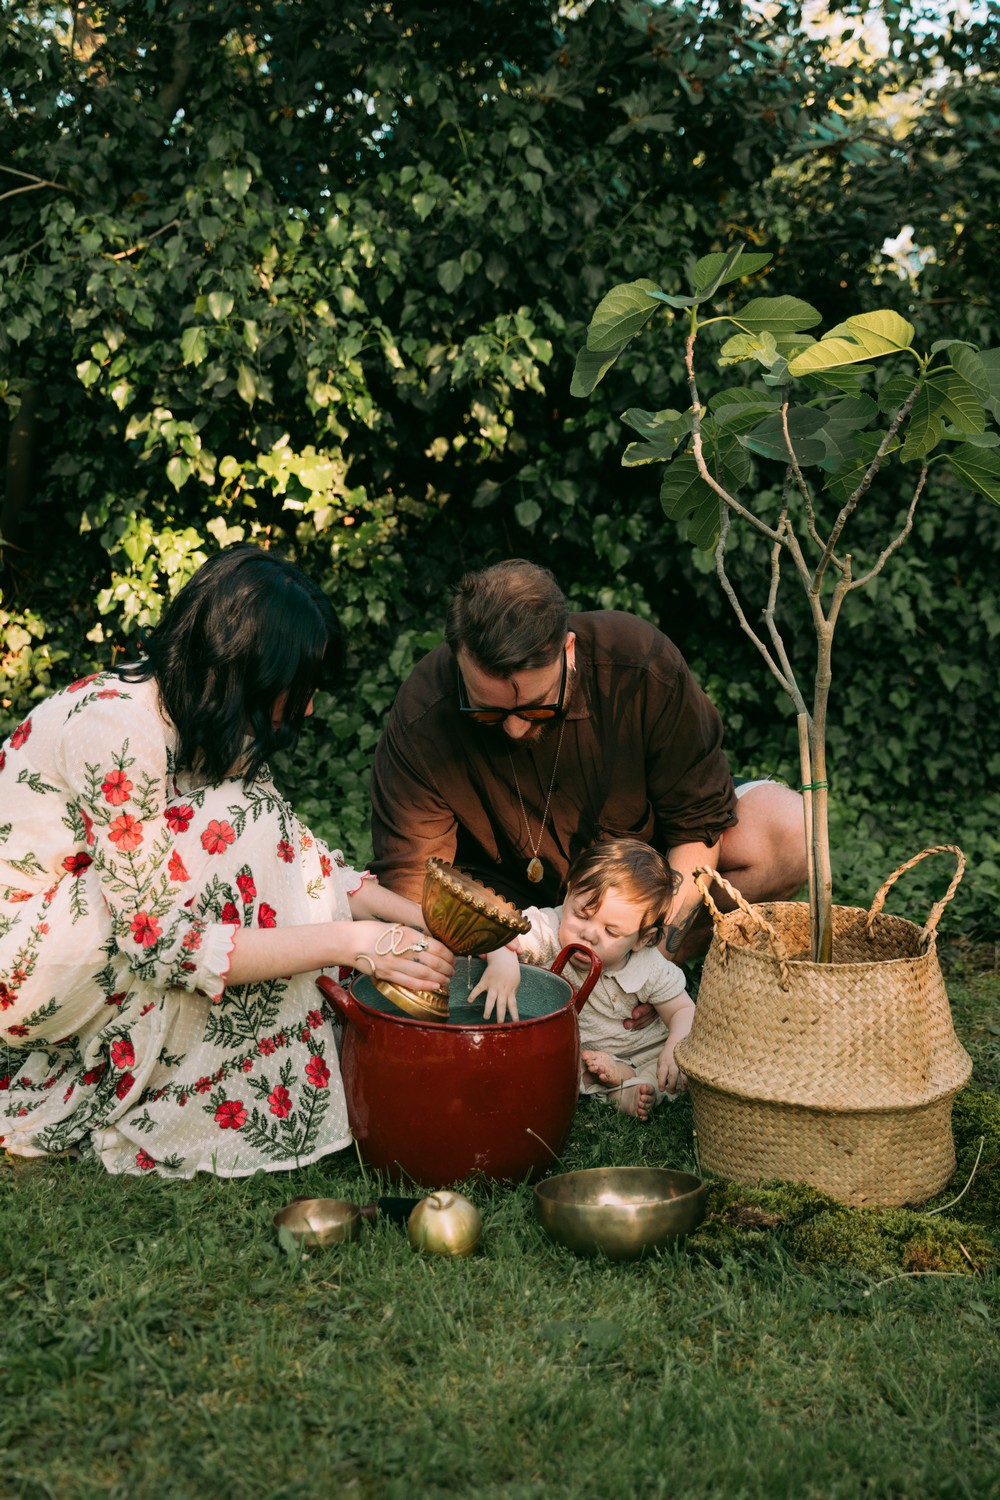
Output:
[{"xmin": 470, "ymin": 839, "xmax": 695, "ymax": 1120}]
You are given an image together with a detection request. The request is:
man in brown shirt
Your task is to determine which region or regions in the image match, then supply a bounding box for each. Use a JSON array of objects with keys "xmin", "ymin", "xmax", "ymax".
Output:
[{"xmin": 370, "ymin": 560, "xmax": 806, "ymax": 960}]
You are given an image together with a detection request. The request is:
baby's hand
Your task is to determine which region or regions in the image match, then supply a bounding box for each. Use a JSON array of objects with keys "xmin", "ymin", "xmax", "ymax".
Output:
[
  {"xmin": 468, "ymin": 946, "xmax": 521, "ymax": 1023},
  {"xmin": 656, "ymin": 1042, "xmax": 688, "ymax": 1098}
]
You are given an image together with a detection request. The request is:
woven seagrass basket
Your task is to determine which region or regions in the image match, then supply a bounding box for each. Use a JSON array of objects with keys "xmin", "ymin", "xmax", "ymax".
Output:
[{"xmin": 674, "ymin": 847, "xmax": 972, "ymax": 1208}]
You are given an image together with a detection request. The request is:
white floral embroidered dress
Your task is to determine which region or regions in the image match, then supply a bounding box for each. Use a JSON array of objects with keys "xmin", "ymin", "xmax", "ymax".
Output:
[{"xmin": 0, "ymin": 671, "xmax": 354, "ymax": 1177}]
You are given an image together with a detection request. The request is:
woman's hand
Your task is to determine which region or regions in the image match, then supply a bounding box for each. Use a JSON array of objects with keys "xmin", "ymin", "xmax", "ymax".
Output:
[{"xmin": 350, "ymin": 921, "xmax": 454, "ymax": 994}]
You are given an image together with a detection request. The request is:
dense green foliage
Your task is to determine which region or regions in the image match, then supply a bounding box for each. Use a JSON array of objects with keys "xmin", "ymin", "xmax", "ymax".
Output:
[{"xmin": 2, "ymin": 1, "xmax": 998, "ymax": 931}]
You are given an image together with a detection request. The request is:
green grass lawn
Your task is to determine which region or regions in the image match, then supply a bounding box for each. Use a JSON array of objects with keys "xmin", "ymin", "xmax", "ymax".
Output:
[{"xmin": 3, "ymin": 953, "xmax": 998, "ymax": 1500}]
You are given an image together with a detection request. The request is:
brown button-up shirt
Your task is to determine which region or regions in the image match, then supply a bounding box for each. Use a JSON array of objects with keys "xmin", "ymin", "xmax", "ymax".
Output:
[{"xmin": 369, "ymin": 611, "xmax": 738, "ymax": 907}]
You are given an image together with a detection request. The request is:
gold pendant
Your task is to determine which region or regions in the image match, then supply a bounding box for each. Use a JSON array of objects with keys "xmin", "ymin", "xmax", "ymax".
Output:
[{"xmin": 527, "ymin": 857, "xmax": 544, "ymax": 884}]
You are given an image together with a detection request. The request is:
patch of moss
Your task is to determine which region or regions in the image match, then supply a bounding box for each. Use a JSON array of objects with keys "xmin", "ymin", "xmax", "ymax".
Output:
[
  {"xmin": 788, "ymin": 1209, "xmax": 895, "ymax": 1276},
  {"xmin": 693, "ymin": 1178, "xmax": 836, "ymax": 1264},
  {"xmin": 942, "ymin": 1087, "xmax": 1000, "ymax": 1227},
  {"xmin": 691, "ymin": 1151, "xmax": 999, "ymax": 1277},
  {"xmin": 788, "ymin": 1206, "xmax": 997, "ymax": 1277}
]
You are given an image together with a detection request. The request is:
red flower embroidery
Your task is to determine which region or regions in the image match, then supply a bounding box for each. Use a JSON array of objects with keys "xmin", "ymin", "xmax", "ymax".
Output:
[
  {"xmin": 319, "ymin": 853, "xmax": 332, "ymax": 877},
  {"xmin": 110, "ymin": 1038, "xmax": 135, "ymax": 1069},
  {"xmin": 6, "ymin": 1024, "xmax": 29, "ymax": 1037},
  {"xmin": 305, "ymin": 1056, "xmax": 330, "ymax": 1089},
  {"xmin": 236, "ymin": 873, "xmax": 256, "ymax": 902},
  {"xmin": 10, "ymin": 719, "xmax": 32, "ymax": 749},
  {"xmin": 109, "ymin": 813, "xmax": 144, "ymax": 851},
  {"xmin": 165, "ymin": 804, "xmax": 195, "ymax": 834},
  {"xmin": 257, "ymin": 1036, "xmax": 276, "ymax": 1056},
  {"xmin": 68, "ymin": 674, "xmax": 100, "ymax": 692},
  {"xmin": 115, "ymin": 1071, "xmax": 135, "ymax": 1099},
  {"xmin": 62, "ymin": 852, "xmax": 93, "ymax": 877},
  {"xmin": 276, "ymin": 839, "xmax": 295, "ymax": 863},
  {"xmin": 241, "ymin": 1058, "xmax": 253, "ymax": 1073},
  {"xmin": 215, "ymin": 1099, "xmax": 247, "ymax": 1130},
  {"xmin": 0, "ymin": 750, "xmax": 6, "ymax": 773},
  {"xmin": 195, "ymin": 1076, "xmax": 212, "ymax": 1093},
  {"xmin": 131, "ymin": 911, "xmax": 162, "ymax": 947},
  {"xmin": 105, "ymin": 991, "xmax": 126, "ymax": 1007},
  {"xmin": 178, "ymin": 1093, "xmax": 187, "ymax": 1106},
  {"xmin": 0, "ymin": 983, "xmax": 16, "ymax": 1010},
  {"xmin": 268, "ymin": 1084, "xmax": 292, "ymax": 1118},
  {"xmin": 181, "ymin": 928, "xmax": 203, "ymax": 952},
  {"xmin": 81, "ymin": 810, "xmax": 94, "ymax": 846},
  {"xmin": 307, "ymin": 1009, "xmax": 323, "ymax": 1029},
  {"xmin": 220, "ymin": 901, "xmax": 240, "ymax": 923},
  {"xmin": 82, "ymin": 1065, "xmax": 107, "ymax": 1085},
  {"xmin": 95, "ymin": 690, "xmax": 121, "ymax": 699},
  {"xmin": 102, "ymin": 769, "xmax": 133, "ymax": 805},
  {"xmin": 201, "ymin": 819, "xmax": 236, "ymax": 855},
  {"xmin": 257, "ymin": 903, "xmax": 276, "ymax": 929},
  {"xmin": 135, "ymin": 1149, "xmax": 156, "ymax": 1172},
  {"xmin": 168, "ymin": 850, "xmax": 189, "ymax": 883},
  {"xmin": 63, "ymin": 1084, "xmax": 75, "ymax": 1102},
  {"xmin": 0, "ymin": 1075, "xmax": 8, "ymax": 1090}
]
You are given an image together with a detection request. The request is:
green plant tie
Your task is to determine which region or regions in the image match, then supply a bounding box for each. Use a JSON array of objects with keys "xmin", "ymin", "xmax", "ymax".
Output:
[{"xmin": 800, "ymin": 781, "xmax": 829, "ymax": 791}]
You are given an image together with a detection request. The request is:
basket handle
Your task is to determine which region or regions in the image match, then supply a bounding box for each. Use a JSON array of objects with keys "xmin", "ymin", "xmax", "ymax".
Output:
[
  {"xmin": 865, "ymin": 845, "xmax": 966, "ymax": 948},
  {"xmin": 694, "ymin": 865, "xmax": 792, "ymax": 991}
]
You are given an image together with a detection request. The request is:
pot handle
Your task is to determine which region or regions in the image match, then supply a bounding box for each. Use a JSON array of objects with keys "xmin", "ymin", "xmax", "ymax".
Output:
[
  {"xmin": 550, "ymin": 944, "xmax": 602, "ymax": 1013},
  {"xmin": 865, "ymin": 844, "xmax": 966, "ymax": 948},
  {"xmin": 316, "ymin": 973, "xmax": 374, "ymax": 1036}
]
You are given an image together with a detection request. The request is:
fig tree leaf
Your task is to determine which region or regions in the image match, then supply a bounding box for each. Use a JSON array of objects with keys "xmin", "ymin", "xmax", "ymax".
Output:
[
  {"xmin": 660, "ymin": 454, "xmax": 722, "ymax": 550},
  {"xmin": 585, "ymin": 279, "xmax": 661, "ymax": 352}
]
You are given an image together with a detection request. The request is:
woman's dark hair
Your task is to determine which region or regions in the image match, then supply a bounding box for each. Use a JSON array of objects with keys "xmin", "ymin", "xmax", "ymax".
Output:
[{"xmin": 119, "ymin": 543, "xmax": 344, "ymax": 785}]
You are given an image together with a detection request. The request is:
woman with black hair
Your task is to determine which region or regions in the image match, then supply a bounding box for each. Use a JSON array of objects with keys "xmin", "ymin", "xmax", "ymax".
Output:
[{"xmin": 0, "ymin": 544, "xmax": 452, "ymax": 1177}]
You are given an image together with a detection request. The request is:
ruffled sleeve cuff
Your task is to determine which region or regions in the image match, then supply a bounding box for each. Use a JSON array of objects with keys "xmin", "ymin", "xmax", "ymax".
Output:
[
  {"xmin": 330, "ymin": 849, "xmax": 375, "ymax": 897},
  {"xmin": 196, "ymin": 921, "xmax": 240, "ymax": 1003}
]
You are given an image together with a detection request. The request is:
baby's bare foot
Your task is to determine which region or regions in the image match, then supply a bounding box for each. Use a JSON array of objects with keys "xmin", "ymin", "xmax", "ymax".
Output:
[
  {"xmin": 581, "ymin": 1051, "xmax": 654, "ymax": 1120},
  {"xmin": 582, "ymin": 1049, "xmax": 636, "ymax": 1087}
]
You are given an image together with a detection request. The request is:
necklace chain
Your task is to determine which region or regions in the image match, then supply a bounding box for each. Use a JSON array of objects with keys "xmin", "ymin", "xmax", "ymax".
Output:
[{"xmin": 507, "ymin": 719, "xmax": 566, "ymax": 884}]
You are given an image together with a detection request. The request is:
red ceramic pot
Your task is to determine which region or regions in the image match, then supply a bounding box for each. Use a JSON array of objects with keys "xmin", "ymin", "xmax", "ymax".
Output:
[{"xmin": 317, "ymin": 945, "xmax": 601, "ymax": 1187}]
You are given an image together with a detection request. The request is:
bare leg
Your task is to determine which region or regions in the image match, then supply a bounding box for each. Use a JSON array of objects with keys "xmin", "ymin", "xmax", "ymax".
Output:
[
  {"xmin": 581, "ymin": 1050, "xmax": 655, "ymax": 1121},
  {"xmin": 673, "ymin": 782, "xmax": 807, "ymax": 962}
]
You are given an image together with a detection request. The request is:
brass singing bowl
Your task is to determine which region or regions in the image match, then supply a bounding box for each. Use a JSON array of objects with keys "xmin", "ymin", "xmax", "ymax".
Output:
[
  {"xmin": 533, "ymin": 1167, "xmax": 707, "ymax": 1261},
  {"xmin": 374, "ymin": 860, "xmax": 532, "ymax": 1021},
  {"xmin": 272, "ymin": 1197, "xmax": 363, "ymax": 1247}
]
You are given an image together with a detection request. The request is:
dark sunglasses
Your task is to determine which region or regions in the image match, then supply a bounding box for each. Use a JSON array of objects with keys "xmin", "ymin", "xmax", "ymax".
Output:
[{"xmin": 457, "ymin": 648, "xmax": 568, "ymax": 725}]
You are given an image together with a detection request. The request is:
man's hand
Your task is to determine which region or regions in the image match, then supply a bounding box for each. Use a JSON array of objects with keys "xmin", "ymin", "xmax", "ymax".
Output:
[{"xmin": 623, "ymin": 1001, "xmax": 657, "ymax": 1032}]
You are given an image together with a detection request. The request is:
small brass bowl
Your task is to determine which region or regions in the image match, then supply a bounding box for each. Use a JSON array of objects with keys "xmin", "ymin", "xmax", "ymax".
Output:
[
  {"xmin": 534, "ymin": 1167, "xmax": 706, "ymax": 1261},
  {"xmin": 272, "ymin": 1197, "xmax": 363, "ymax": 1248}
]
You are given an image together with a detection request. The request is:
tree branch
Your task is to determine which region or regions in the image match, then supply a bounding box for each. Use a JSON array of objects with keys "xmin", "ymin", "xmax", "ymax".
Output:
[
  {"xmin": 847, "ymin": 467, "xmax": 928, "ymax": 591},
  {"xmin": 0, "ymin": 167, "xmax": 74, "ymax": 203},
  {"xmin": 813, "ymin": 376, "xmax": 923, "ymax": 590}
]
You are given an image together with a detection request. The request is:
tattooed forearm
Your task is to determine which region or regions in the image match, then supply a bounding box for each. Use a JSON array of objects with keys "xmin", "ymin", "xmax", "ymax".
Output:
[{"xmin": 661, "ymin": 903, "xmax": 701, "ymax": 957}]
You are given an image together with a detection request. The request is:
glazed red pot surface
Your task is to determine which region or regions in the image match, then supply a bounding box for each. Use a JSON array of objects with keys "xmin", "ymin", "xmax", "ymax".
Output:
[{"xmin": 317, "ymin": 945, "xmax": 600, "ymax": 1187}]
